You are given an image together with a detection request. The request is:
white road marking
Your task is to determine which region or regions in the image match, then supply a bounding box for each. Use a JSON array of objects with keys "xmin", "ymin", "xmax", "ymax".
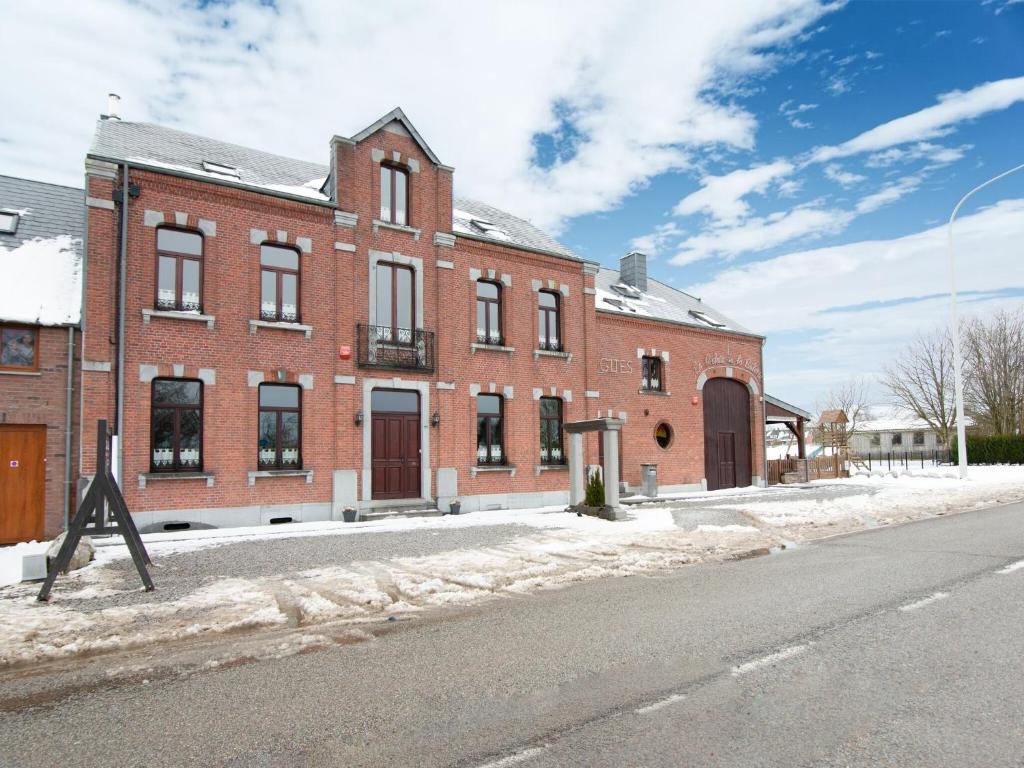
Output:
[
  {"xmin": 997, "ymin": 559, "xmax": 1024, "ymax": 574},
  {"xmin": 475, "ymin": 746, "xmax": 547, "ymax": 768},
  {"xmin": 731, "ymin": 644, "xmax": 807, "ymax": 676},
  {"xmin": 899, "ymin": 592, "xmax": 949, "ymax": 611},
  {"xmin": 636, "ymin": 693, "xmax": 687, "ymax": 714}
]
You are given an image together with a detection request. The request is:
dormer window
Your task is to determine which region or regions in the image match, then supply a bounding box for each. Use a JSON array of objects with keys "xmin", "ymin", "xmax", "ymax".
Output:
[
  {"xmin": 688, "ymin": 309, "xmax": 726, "ymax": 328},
  {"xmin": 0, "ymin": 210, "xmax": 18, "ymax": 234},
  {"xmin": 380, "ymin": 163, "xmax": 409, "ymax": 226},
  {"xmin": 201, "ymin": 161, "xmax": 240, "ymax": 179}
]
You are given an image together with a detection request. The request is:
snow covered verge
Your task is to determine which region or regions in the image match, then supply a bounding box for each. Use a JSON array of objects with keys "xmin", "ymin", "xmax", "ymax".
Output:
[
  {"xmin": 0, "ymin": 510, "xmax": 774, "ymax": 667},
  {"xmin": 716, "ymin": 466, "xmax": 1024, "ymax": 539}
]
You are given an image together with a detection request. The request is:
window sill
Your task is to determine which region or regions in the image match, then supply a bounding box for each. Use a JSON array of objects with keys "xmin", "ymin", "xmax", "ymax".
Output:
[
  {"xmin": 639, "ymin": 389, "xmax": 671, "ymax": 397},
  {"xmin": 249, "ymin": 319, "xmax": 313, "ymax": 339},
  {"xmin": 0, "ymin": 369, "xmax": 41, "ymax": 377},
  {"xmin": 535, "ymin": 463, "xmax": 568, "ymax": 476},
  {"xmin": 248, "ymin": 468, "xmax": 313, "ymax": 486},
  {"xmin": 372, "ymin": 219, "xmax": 422, "ymax": 241},
  {"xmin": 471, "ymin": 342, "xmax": 515, "ymax": 354},
  {"xmin": 534, "ymin": 349, "xmax": 572, "ymax": 362},
  {"xmin": 142, "ymin": 308, "xmax": 215, "ymax": 329},
  {"xmin": 138, "ymin": 471, "xmax": 214, "ymax": 489},
  {"xmin": 470, "ymin": 464, "xmax": 516, "ymax": 478}
]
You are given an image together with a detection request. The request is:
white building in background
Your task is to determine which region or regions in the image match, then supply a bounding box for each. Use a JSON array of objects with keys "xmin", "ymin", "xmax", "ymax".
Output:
[{"xmin": 848, "ymin": 405, "xmax": 949, "ymax": 455}]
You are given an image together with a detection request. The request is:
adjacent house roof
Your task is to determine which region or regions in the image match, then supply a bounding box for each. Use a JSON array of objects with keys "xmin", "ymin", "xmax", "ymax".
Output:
[
  {"xmin": 856, "ymin": 405, "xmax": 970, "ymax": 433},
  {"xmin": 453, "ymin": 198, "xmax": 580, "ymax": 260},
  {"xmin": 594, "ymin": 268, "xmax": 757, "ymax": 337},
  {"xmin": 0, "ymin": 175, "xmax": 84, "ymax": 326}
]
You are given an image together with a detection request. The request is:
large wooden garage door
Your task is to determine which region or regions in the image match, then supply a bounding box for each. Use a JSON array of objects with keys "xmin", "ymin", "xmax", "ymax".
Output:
[
  {"xmin": 0, "ymin": 424, "xmax": 46, "ymax": 544},
  {"xmin": 703, "ymin": 378, "xmax": 752, "ymax": 491}
]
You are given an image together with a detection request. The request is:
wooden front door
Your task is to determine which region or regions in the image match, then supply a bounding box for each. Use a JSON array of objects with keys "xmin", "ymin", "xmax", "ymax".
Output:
[
  {"xmin": 371, "ymin": 390, "xmax": 421, "ymax": 500},
  {"xmin": 0, "ymin": 424, "xmax": 46, "ymax": 544},
  {"xmin": 702, "ymin": 378, "xmax": 752, "ymax": 491}
]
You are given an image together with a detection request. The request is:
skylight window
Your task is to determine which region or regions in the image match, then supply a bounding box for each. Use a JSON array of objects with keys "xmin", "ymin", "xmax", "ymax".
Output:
[
  {"xmin": 471, "ymin": 219, "xmax": 510, "ymax": 241},
  {"xmin": 0, "ymin": 210, "xmax": 18, "ymax": 234},
  {"xmin": 201, "ymin": 161, "xmax": 240, "ymax": 178},
  {"xmin": 689, "ymin": 309, "xmax": 726, "ymax": 328},
  {"xmin": 602, "ymin": 297, "xmax": 636, "ymax": 313},
  {"xmin": 611, "ymin": 282, "xmax": 643, "ymax": 299}
]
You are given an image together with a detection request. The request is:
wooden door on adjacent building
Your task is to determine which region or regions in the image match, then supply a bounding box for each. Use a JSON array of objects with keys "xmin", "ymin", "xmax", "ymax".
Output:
[
  {"xmin": 370, "ymin": 390, "xmax": 421, "ymax": 500},
  {"xmin": 702, "ymin": 378, "xmax": 752, "ymax": 491},
  {"xmin": 0, "ymin": 424, "xmax": 46, "ymax": 544}
]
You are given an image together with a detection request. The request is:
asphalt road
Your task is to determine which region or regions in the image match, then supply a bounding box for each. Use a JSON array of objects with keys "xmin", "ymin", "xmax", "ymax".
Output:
[{"xmin": 2, "ymin": 501, "xmax": 1023, "ymax": 767}]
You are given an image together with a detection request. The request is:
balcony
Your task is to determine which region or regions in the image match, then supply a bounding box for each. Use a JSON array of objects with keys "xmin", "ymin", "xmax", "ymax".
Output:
[{"xmin": 356, "ymin": 324, "xmax": 435, "ymax": 373}]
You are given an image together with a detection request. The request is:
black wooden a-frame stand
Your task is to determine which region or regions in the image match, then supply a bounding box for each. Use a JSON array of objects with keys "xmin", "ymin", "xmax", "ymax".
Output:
[{"xmin": 38, "ymin": 420, "xmax": 153, "ymax": 601}]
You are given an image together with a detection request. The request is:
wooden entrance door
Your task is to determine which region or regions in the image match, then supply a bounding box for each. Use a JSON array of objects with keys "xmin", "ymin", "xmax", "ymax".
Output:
[
  {"xmin": 702, "ymin": 378, "xmax": 752, "ymax": 491},
  {"xmin": 370, "ymin": 390, "xmax": 421, "ymax": 500},
  {"xmin": 0, "ymin": 424, "xmax": 46, "ymax": 544}
]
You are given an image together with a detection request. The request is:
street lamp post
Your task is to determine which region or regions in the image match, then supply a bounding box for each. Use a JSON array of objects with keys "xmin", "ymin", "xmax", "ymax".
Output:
[{"xmin": 947, "ymin": 162, "xmax": 1024, "ymax": 480}]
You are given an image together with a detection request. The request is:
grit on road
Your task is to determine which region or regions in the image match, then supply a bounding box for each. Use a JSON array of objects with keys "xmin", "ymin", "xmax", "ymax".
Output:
[{"xmin": 2, "ymin": 500, "xmax": 1024, "ymax": 767}]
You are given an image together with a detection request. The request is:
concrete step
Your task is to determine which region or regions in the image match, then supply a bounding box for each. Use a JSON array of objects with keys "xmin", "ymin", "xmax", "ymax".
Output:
[{"xmin": 358, "ymin": 502, "xmax": 441, "ymax": 522}]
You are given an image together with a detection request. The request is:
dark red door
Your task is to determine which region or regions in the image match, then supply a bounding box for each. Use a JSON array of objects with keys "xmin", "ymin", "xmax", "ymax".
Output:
[
  {"xmin": 702, "ymin": 378, "xmax": 752, "ymax": 491},
  {"xmin": 371, "ymin": 390, "xmax": 420, "ymax": 500}
]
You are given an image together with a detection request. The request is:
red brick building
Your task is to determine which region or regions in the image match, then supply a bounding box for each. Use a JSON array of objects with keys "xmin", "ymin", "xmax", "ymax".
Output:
[
  {"xmin": 77, "ymin": 107, "xmax": 764, "ymax": 531},
  {"xmin": 0, "ymin": 176, "xmax": 83, "ymax": 543}
]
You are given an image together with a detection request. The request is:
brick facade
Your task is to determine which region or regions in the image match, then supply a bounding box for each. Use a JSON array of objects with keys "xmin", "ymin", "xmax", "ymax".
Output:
[{"xmin": 78, "ymin": 113, "xmax": 766, "ymax": 529}]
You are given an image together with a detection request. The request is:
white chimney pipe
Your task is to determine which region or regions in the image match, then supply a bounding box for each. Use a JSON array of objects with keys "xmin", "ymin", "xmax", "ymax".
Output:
[{"xmin": 107, "ymin": 93, "xmax": 121, "ymax": 120}]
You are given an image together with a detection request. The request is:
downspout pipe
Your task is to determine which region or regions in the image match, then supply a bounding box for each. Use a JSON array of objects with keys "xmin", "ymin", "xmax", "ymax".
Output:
[
  {"xmin": 115, "ymin": 162, "xmax": 131, "ymax": 483},
  {"xmin": 63, "ymin": 325, "xmax": 75, "ymax": 529}
]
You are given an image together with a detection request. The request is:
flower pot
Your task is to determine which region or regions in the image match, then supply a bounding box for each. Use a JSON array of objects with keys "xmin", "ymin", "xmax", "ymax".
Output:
[
  {"xmin": 342, "ymin": 507, "xmax": 358, "ymax": 523},
  {"xmin": 449, "ymin": 501, "xmax": 461, "ymax": 515}
]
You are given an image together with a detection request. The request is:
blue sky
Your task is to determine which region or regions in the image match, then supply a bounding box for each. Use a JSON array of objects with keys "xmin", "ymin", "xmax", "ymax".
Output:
[{"xmin": 2, "ymin": 0, "xmax": 1023, "ymax": 410}]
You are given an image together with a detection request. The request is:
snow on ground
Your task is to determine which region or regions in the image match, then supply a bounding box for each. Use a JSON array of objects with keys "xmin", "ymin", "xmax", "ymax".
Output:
[
  {"xmin": 0, "ymin": 509, "xmax": 773, "ymax": 666},
  {"xmin": 716, "ymin": 466, "xmax": 1024, "ymax": 538},
  {"xmin": 0, "ymin": 542, "xmax": 48, "ymax": 588},
  {"xmin": 3, "ymin": 466, "xmax": 1024, "ymax": 667}
]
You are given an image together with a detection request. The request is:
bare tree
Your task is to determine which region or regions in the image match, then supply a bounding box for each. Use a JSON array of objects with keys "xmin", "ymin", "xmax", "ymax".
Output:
[
  {"xmin": 962, "ymin": 309, "xmax": 1024, "ymax": 435},
  {"xmin": 816, "ymin": 376, "xmax": 870, "ymax": 434},
  {"xmin": 881, "ymin": 328, "xmax": 956, "ymax": 446}
]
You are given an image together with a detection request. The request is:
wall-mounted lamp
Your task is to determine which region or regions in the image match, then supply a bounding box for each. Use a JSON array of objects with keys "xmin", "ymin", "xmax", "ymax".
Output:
[
  {"xmin": 354, "ymin": 410, "xmax": 363, "ymax": 426},
  {"xmin": 691, "ymin": 396, "xmax": 700, "ymax": 406},
  {"xmin": 431, "ymin": 411, "xmax": 441, "ymax": 427}
]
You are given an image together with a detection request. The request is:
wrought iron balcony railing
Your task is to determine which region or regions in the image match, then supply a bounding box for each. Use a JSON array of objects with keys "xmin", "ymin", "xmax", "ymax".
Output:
[{"xmin": 356, "ymin": 324, "xmax": 435, "ymax": 372}]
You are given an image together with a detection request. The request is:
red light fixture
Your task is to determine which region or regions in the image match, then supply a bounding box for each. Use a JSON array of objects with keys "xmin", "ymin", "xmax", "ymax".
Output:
[
  {"xmin": 339, "ymin": 345, "xmax": 351, "ymax": 360},
  {"xmin": 691, "ymin": 395, "xmax": 699, "ymax": 405}
]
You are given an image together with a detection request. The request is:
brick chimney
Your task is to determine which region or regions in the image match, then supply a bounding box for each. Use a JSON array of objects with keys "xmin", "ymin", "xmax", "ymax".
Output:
[{"xmin": 619, "ymin": 251, "xmax": 647, "ymax": 292}]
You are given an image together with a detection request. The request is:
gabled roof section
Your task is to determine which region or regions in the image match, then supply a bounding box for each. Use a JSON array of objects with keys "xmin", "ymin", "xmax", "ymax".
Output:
[
  {"xmin": 0, "ymin": 175, "xmax": 84, "ymax": 326},
  {"xmin": 350, "ymin": 107, "xmax": 445, "ymax": 167},
  {"xmin": 594, "ymin": 267, "xmax": 759, "ymax": 338}
]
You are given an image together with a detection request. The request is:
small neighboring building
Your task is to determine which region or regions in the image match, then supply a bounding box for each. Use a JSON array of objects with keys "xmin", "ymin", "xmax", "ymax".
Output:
[
  {"xmin": 848, "ymin": 405, "xmax": 949, "ymax": 455},
  {"xmin": 0, "ymin": 175, "xmax": 83, "ymax": 543}
]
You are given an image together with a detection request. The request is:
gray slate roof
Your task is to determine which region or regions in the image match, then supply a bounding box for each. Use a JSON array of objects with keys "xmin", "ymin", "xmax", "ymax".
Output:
[
  {"xmin": 89, "ymin": 119, "xmax": 581, "ymax": 259},
  {"xmin": 595, "ymin": 268, "xmax": 757, "ymax": 337},
  {"xmin": 90, "ymin": 119, "xmax": 329, "ymax": 200},
  {"xmin": 0, "ymin": 175, "xmax": 84, "ymax": 251}
]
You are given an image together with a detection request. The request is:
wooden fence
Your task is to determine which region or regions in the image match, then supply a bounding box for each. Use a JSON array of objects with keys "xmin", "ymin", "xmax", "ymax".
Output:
[{"xmin": 766, "ymin": 454, "xmax": 843, "ymax": 485}]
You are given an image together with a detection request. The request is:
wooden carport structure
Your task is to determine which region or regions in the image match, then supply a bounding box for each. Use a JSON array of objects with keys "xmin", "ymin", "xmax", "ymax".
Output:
[{"xmin": 765, "ymin": 394, "xmax": 812, "ymax": 459}]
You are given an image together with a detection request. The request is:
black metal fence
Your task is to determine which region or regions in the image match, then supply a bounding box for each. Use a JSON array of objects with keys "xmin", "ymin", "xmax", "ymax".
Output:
[
  {"xmin": 356, "ymin": 324, "xmax": 435, "ymax": 372},
  {"xmin": 855, "ymin": 449, "xmax": 953, "ymax": 471}
]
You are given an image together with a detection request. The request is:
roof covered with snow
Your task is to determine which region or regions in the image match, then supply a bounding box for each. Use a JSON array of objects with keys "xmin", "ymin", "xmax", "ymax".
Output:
[
  {"xmin": 594, "ymin": 268, "xmax": 757, "ymax": 337},
  {"xmin": 857, "ymin": 405, "xmax": 970, "ymax": 433},
  {"xmin": 0, "ymin": 175, "xmax": 84, "ymax": 326},
  {"xmin": 453, "ymin": 198, "xmax": 580, "ymax": 260}
]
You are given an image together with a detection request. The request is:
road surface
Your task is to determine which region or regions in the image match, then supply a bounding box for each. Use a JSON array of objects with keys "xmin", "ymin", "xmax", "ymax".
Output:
[{"xmin": 2, "ymin": 500, "xmax": 1023, "ymax": 767}]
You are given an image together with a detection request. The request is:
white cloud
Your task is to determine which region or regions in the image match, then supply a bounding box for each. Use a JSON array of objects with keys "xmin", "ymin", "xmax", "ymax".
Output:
[
  {"xmin": 810, "ymin": 76, "xmax": 1024, "ymax": 162},
  {"xmin": 854, "ymin": 174, "xmax": 922, "ymax": 213},
  {"xmin": 864, "ymin": 141, "xmax": 971, "ymax": 168},
  {"xmin": 823, "ymin": 163, "xmax": 866, "ymax": 186},
  {"xmin": 629, "ymin": 222, "xmax": 683, "ymax": 257},
  {"xmin": 671, "ymin": 205, "xmax": 853, "ymax": 263},
  {"xmin": 686, "ymin": 199, "xmax": 1024, "ymax": 403},
  {"xmin": 673, "ymin": 160, "xmax": 795, "ymax": 223},
  {"xmin": 0, "ymin": 0, "xmax": 837, "ymax": 234}
]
